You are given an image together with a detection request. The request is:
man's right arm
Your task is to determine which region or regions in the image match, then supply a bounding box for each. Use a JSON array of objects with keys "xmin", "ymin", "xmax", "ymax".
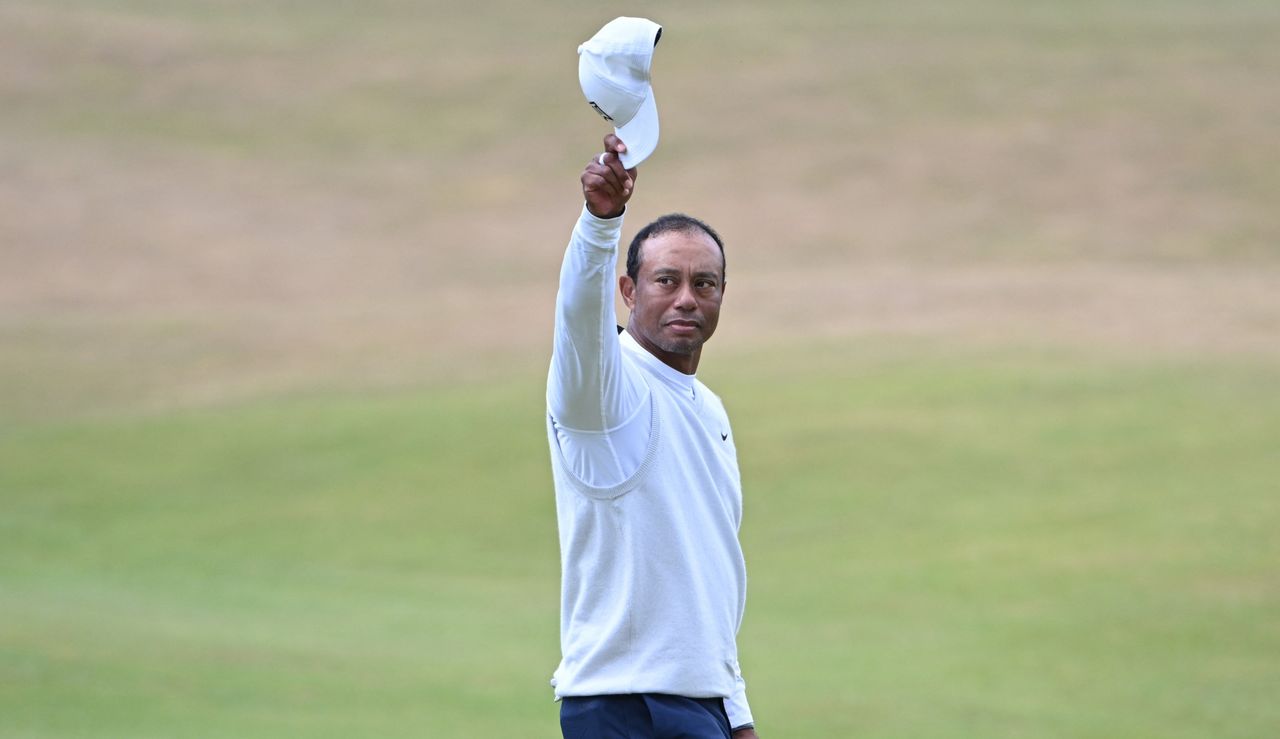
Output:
[{"xmin": 547, "ymin": 135, "xmax": 642, "ymax": 434}]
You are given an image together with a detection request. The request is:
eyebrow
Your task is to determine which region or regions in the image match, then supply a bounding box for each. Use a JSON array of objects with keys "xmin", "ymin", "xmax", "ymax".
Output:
[{"xmin": 652, "ymin": 267, "xmax": 720, "ymax": 280}]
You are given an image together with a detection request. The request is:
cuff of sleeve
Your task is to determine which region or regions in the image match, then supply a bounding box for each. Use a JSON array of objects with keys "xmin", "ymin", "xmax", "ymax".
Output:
[
  {"xmin": 725, "ymin": 684, "xmax": 753, "ymax": 731},
  {"xmin": 576, "ymin": 203, "xmax": 625, "ymax": 249}
]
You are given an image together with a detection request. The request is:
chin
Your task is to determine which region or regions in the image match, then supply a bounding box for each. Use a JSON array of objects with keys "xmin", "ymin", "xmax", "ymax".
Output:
[{"xmin": 659, "ymin": 336, "xmax": 704, "ymax": 355}]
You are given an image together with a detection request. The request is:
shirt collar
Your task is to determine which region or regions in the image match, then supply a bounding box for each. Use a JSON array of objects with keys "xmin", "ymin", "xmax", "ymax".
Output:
[{"xmin": 620, "ymin": 329, "xmax": 697, "ymax": 397}]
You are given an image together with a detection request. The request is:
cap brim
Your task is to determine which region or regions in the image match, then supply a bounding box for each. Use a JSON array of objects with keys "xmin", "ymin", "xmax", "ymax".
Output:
[{"xmin": 615, "ymin": 89, "xmax": 658, "ymax": 169}]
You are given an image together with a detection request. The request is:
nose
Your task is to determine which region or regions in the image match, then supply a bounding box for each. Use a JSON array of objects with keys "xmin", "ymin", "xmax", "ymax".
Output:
[{"xmin": 673, "ymin": 282, "xmax": 697, "ymax": 311}]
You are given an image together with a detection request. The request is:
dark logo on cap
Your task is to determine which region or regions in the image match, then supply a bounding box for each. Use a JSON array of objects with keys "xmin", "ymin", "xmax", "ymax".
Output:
[{"xmin": 588, "ymin": 101, "xmax": 614, "ymax": 122}]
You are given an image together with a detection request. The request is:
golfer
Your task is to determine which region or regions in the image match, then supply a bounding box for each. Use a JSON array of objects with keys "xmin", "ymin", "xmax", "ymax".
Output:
[{"xmin": 545, "ymin": 133, "xmax": 758, "ymax": 739}]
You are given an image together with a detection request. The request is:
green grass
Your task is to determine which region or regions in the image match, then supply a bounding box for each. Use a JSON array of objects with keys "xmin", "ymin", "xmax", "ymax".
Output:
[
  {"xmin": 3, "ymin": 347, "xmax": 1277, "ymax": 738},
  {"xmin": 3, "ymin": 0, "xmax": 1278, "ymax": 736},
  {"xmin": 1, "ymin": 377, "xmax": 560, "ymax": 737},
  {"xmin": 719, "ymin": 348, "xmax": 1280, "ymax": 737}
]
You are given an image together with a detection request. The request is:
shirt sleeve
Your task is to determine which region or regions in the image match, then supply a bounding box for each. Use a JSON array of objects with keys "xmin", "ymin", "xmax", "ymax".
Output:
[
  {"xmin": 725, "ymin": 669, "xmax": 754, "ymax": 731},
  {"xmin": 547, "ymin": 204, "xmax": 648, "ymax": 435}
]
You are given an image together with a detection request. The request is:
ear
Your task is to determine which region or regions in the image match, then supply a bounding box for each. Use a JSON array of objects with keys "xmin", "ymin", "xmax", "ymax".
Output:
[{"xmin": 619, "ymin": 274, "xmax": 637, "ymax": 310}]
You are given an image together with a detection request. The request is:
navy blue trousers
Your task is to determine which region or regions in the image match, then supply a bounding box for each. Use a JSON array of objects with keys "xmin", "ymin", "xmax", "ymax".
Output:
[{"xmin": 560, "ymin": 694, "xmax": 731, "ymax": 739}]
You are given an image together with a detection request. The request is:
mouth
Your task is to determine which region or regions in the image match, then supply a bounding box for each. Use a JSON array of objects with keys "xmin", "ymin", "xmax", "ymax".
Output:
[{"xmin": 665, "ymin": 319, "xmax": 701, "ymax": 335}]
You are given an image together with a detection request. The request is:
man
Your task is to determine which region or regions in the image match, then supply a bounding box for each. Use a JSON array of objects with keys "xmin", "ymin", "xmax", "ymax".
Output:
[{"xmin": 545, "ymin": 133, "xmax": 759, "ymax": 739}]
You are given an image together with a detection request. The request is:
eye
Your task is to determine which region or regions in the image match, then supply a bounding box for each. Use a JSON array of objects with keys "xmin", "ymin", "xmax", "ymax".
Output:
[{"xmin": 656, "ymin": 276, "xmax": 675, "ymax": 285}]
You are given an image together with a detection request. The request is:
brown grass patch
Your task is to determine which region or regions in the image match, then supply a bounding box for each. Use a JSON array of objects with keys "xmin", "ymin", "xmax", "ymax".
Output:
[{"xmin": 3, "ymin": 1, "xmax": 1278, "ymax": 420}]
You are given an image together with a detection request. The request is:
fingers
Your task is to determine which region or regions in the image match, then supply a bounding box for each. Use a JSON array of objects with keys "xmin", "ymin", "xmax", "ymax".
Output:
[
  {"xmin": 583, "ymin": 136, "xmax": 633, "ymax": 196},
  {"xmin": 603, "ymin": 133, "xmax": 626, "ymax": 158},
  {"xmin": 580, "ymin": 134, "xmax": 639, "ymax": 219},
  {"xmin": 581, "ymin": 154, "xmax": 630, "ymax": 218},
  {"xmin": 602, "ymin": 134, "xmax": 639, "ymax": 180},
  {"xmin": 589, "ymin": 151, "xmax": 632, "ymax": 194}
]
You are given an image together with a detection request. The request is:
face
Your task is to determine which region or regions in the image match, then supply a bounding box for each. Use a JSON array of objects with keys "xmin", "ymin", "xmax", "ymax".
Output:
[{"xmin": 619, "ymin": 229, "xmax": 725, "ymax": 373}]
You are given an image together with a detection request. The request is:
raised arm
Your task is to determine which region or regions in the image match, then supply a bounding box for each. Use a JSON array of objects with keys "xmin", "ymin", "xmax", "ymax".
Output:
[{"xmin": 547, "ymin": 135, "xmax": 644, "ymax": 433}]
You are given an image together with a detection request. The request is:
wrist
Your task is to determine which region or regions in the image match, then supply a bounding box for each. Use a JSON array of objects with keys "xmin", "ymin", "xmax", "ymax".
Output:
[{"xmin": 585, "ymin": 202, "xmax": 625, "ymax": 220}]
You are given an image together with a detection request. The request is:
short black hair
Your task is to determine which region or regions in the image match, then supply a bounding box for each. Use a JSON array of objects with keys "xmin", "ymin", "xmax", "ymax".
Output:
[{"xmin": 626, "ymin": 213, "xmax": 726, "ymax": 284}]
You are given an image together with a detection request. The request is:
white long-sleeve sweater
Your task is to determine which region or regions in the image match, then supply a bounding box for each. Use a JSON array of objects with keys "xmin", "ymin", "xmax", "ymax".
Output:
[{"xmin": 546, "ymin": 205, "xmax": 753, "ymax": 729}]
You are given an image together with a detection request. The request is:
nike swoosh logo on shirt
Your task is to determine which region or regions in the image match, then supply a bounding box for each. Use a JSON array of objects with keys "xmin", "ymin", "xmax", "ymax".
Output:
[{"xmin": 721, "ymin": 432, "xmax": 729, "ymax": 441}]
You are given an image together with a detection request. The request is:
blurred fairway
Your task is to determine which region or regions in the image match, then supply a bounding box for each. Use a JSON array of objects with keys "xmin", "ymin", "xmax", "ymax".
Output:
[
  {"xmin": 3, "ymin": 345, "xmax": 1278, "ymax": 737},
  {"xmin": 3, "ymin": 0, "xmax": 1280, "ymax": 737}
]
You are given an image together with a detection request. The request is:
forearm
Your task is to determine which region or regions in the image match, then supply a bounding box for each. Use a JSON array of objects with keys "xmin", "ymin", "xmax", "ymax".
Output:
[{"xmin": 548, "ymin": 205, "xmax": 637, "ymax": 431}]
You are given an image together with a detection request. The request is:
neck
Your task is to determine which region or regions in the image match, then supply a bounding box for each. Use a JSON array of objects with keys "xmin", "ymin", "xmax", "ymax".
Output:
[{"xmin": 626, "ymin": 325, "xmax": 701, "ymax": 375}]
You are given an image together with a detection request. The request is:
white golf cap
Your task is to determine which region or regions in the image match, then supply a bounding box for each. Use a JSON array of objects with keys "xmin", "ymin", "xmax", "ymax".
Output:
[{"xmin": 578, "ymin": 17, "xmax": 662, "ymax": 169}]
